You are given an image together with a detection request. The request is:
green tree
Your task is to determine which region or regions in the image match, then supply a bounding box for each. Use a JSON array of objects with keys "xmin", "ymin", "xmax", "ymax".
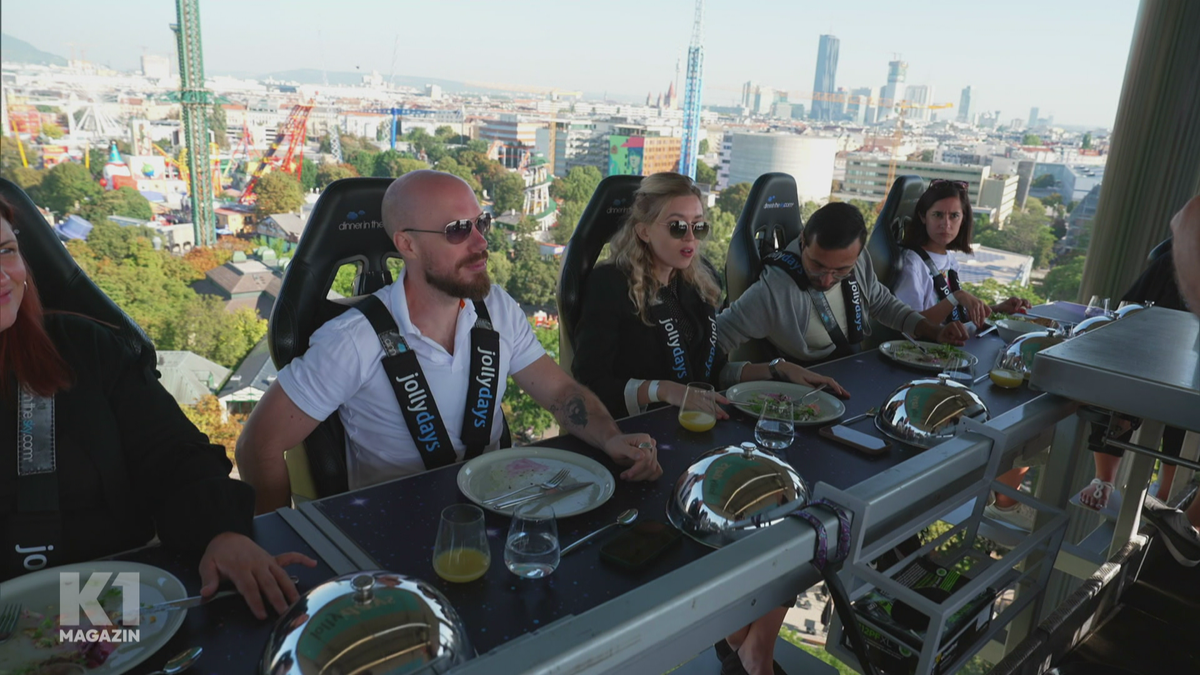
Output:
[
  {"xmin": 847, "ymin": 199, "xmax": 878, "ymax": 232},
  {"xmin": 42, "ymin": 124, "xmax": 64, "ymax": 139},
  {"xmin": 801, "ymin": 201, "xmax": 821, "ymax": 222},
  {"xmin": 1040, "ymin": 256, "xmax": 1086, "ymax": 302},
  {"xmin": 696, "ymin": 159, "xmax": 717, "ymax": 185},
  {"xmin": 466, "ymin": 139, "xmax": 489, "ymax": 154},
  {"xmin": 86, "ymin": 146, "xmax": 110, "ymax": 178},
  {"xmin": 373, "ymin": 150, "xmax": 428, "ymax": 178},
  {"xmin": 169, "ymin": 298, "xmax": 269, "ymax": 367},
  {"xmin": 37, "ymin": 161, "xmax": 102, "ymax": 216},
  {"xmin": 503, "ymin": 322, "xmax": 559, "ymax": 443},
  {"xmin": 492, "ymin": 172, "xmax": 527, "ymax": 214},
  {"xmin": 298, "ymin": 158, "xmax": 318, "ymax": 192},
  {"xmin": 79, "ymin": 186, "xmax": 154, "ymax": 222},
  {"xmin": 552, "ymin": 200, "xmax": 586, "ymax": 245},
  {"xmin": 1082, "ymin": 132, "xmax": 1093, "ymax": 150},
  {"xmin": 1022, "ymin": 133, "xmax": 1042, "ymax": 146},
  {"xmin": 253, "ymin": 171, "xmax": 305, "ymax": 217},
  {"xmin": 345, "ymin": 148, "xmax": 379, "ymax": 178},
  {"xmin": 698, "ymin": 138, "xmax": 710, "ymax": 155},
  {"xmin": 181, "ymin": 395, "xmax": 246, "ymax": 464},
  {"xmin": 976, "ymin": 210, "xmax": 1056, "ymax": 268},
  {"xmin": 919, "ymin": 148, "xmax": 935, "ymax": 162},
  {"xmin": 434, "ymin": 125, "xmax": 458, "ymax": 143},
  {"xmin": 702, "ymin": 206, "xmax": 738, "ymax": 284},
  {"xmin": 210, "ymin": 104, "xmax": 229, "ymax": 149},
  {"xmin": 7, "ymin": 166, "xmax": 45, "ymax": 195},
  {"xmin": 1031, "ymin": 174, "xmax": 1056, "ymax": 189},
  {"xmin": 716, "ymin": 182, "xmax": 752, "ymax": 216},
  {"xmin": 961, "ymin": 278, "xmax": 1043, "ymax": 306},
  {"xmin": 315, "ymin": 162, "xmax": 359, "ymax": 188},
  {"xmin": 555, "ymin": 166, "xmax": 603, "ymax": 204},
  {"xmin": 1042, "ymin": 192, "xmax": 1063, "ymax": 209}
]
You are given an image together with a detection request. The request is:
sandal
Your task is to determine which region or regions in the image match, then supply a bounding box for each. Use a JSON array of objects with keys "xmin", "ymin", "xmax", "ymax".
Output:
[{"xmin": 1070, "ymin": 479, "xmax": 1124, "ymax": 520}]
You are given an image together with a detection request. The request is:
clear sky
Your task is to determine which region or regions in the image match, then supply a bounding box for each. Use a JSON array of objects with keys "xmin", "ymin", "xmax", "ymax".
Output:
[{"xmin": 2, "ymin": 0, "xmax": 1138, "ymax": 128}]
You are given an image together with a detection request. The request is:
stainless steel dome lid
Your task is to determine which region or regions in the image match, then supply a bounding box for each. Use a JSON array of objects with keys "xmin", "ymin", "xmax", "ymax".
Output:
[
  {"xmin": 874, "ymin": 377, "xmax": 989, "ymax": 449},
  {"xmin": 666, "ymin": 443, "xmax": 809, "ymax": 549},
  {"xmin": 260, "ymin": 571, "xmax": 473, "ymax": 675},
  {"xmin": 1004, "ymin": 330, "xmax": 1068, "ymax": 375}
]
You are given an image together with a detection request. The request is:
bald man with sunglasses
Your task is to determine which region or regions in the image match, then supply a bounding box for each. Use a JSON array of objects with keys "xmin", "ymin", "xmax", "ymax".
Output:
[
  {"xmin": 238, "ymin": 171, "xmax": 661, "ymax": 513},
  {"xmin": 717, "ymin": 202, "xmax": 968, "ymax": 367}
]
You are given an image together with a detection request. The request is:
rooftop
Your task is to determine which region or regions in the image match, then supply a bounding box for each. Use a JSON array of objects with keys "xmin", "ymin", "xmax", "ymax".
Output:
[{"xmin": 218, "ymin": 339, "xmax": 277, "ymax": 400}]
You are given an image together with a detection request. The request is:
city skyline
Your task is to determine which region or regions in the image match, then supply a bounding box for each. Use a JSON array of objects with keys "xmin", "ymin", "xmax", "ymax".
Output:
[{"xmin": 1, "ymin": 0, "xmax": 1137, "ymax": 128}]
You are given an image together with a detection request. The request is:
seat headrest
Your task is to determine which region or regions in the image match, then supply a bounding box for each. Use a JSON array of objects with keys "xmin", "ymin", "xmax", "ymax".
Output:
[
  {"xmin": 0, "ymin": 177, "xmax": 152, "ymax": 357},
  {"xmin": 269, "ymin": 177, "xmax": 395, "ymax": 368},
  {"xmin": 557, "ymin": 174, "xmax": 643, "ymax": 342},
  {"xmin": 725, "ymin": 172, "xmax": 803, "ymax": 305},
  {"xmin": 867, "ymin": 174, "xmax": 926, "ymax": 290}
]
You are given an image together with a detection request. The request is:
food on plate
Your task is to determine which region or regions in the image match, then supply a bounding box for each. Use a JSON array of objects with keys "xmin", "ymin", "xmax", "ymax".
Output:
[
  {"xmin": 894, "ymin": 342, "xmax": 969, "ymax": 367},
  {"xmin": 738, "ymin": 392, "xmax": 821, "ymax": 420}
]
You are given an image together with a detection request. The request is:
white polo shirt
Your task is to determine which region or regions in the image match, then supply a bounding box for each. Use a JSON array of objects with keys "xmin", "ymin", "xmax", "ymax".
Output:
[
  {"xmin": 894, "ymin": 248, "xmax": 958, "ymax": 312},
  {"xmin": 276, "ymin": 269, "xmax": 545, "ymax": 490}
]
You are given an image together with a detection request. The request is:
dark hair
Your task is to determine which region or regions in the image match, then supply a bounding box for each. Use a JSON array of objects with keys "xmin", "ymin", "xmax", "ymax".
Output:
[
  {"xmin": 802, "ymin": 202, "xmax": 867, "ymax": 251},
  {"xmin": 903, "ymin": 181, "xmax": 975, "ymax": 254},
  {"xmin": 0, "ymin": 195, "xmax": 73, "ymax": 397}
]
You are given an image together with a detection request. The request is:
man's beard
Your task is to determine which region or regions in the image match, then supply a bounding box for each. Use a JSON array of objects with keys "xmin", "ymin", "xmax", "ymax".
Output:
[{"xmin": 425, "ymin": 253, "xmax": 491, "ymax": 300}]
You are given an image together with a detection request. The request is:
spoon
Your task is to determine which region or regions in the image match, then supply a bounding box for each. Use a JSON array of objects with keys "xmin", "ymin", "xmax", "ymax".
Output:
[
  {"xmin": 561, "ymin": 509, "xmax": 638, "ymax": 555},
  {"xmin": 146, "ymin": 646, "xmax": 202, "ymax": 675}
]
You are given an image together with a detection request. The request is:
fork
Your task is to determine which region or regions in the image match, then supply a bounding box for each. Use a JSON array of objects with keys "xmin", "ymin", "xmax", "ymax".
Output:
[
  {"xmin": 483, "ymin": 468, "xmax": 570, "ymax": 505},
  {"xmin": 0, "ymin": 603, "xmax": 22, "ymax": 645}
]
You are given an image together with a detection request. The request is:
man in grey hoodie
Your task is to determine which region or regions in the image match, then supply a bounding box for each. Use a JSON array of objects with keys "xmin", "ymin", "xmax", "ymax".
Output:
[{"xmin": 717, "ymin": 202, "xmax": 968, "ymax": 366}]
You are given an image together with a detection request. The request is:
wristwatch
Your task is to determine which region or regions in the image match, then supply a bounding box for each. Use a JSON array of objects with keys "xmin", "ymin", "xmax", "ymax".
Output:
[{"xmin": 768, "ymin": 358, "xmax": 786, "ymax": 382}]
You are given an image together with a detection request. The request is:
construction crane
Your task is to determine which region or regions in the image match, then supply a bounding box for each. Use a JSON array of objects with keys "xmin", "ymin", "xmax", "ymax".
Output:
[
  {"xmin": 883, "ymin": 101, "xmax": 954, "ymax": 193},
  {"xmin": 171, "ymin": 0, "xmax": 216, "ymax": 247},
  {"xmin": 678, "ymin": 0, "xmax": 705, "ymax": 180},
  {"xmin": 238, "ymin": 101, "xmax": 314, "ymax": 205},
  {"xmin": 365, "ymin": 107, "xmax": 446, "ymax": 150}
]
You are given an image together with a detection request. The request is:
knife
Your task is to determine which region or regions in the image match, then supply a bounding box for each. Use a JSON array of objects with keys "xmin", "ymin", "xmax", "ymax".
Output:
[
  {"xmin": 139, "ymin": 576, "xmax": 300, "ymax": 614},
  {"xmin": 495, "ymin": 481, "xmax": 594, "ymax": 509},
  {"xmin": 901, "ymin": 333, "xmax": 932, "ymax": 355}
]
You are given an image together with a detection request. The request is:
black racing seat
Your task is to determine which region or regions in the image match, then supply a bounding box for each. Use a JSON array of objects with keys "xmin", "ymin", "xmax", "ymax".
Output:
[
  {"xmin": 864, "ymin": 175, "xmax": 926, "ymax": 347},
  {"xmin": 0, "ymin": 178, "xmax": 152, "ymax": 357},
  {"xmin": 556, "ymin": 175, "xmax": 643, "ymax": 374},
  {"xmin": 724, "ymin": 172, "xmax": 804, "ymax": 363},
  {"xmin": 269, "ymin": 177, "xmax": 400, "ymax": 498}
]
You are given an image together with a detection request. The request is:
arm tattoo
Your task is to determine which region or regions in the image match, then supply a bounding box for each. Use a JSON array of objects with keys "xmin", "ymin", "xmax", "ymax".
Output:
[{"xmin": 564, "ymin": 396, "xmax": 588, "ymax": 428}]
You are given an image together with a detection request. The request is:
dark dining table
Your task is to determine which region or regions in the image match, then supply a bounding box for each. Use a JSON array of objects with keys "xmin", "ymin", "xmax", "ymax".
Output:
[
  {"xmin": 114, "ymin": 512, "xmax": 350, "ymax": 675},
  {"xmin": 297, "ymin": 333, "xmax": 1042, "ymax": 658}
]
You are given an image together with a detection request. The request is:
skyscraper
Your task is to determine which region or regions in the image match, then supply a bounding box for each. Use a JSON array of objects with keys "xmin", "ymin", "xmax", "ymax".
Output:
[
  {"xmin": 847, "ymin": 87, "xmax": 877, "ymax": 125},
  {"xmin": 741, "ymin": 81, "xmax": 757, "ymax": 109},
  {"xmin": 958, "ymin": 86, "xmax": 972, "ymax": 123},
  {"xmin": 879, "ymin": 59, "xmax": 908, "ymax": 120},
  {"xmin": 904, "ymin": 84, "xmax": 933, "ymax": 121},
  {"xmin": 1028, "ymin": 107, "xmax": 1040, "ymax": 128},
  {"xmin": 811, "ymin": 34, "xmax": 839, "ymax": 121}
]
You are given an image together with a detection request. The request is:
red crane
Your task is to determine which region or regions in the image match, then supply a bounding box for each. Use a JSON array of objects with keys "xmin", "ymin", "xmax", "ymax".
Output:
[{"xmin": 238, "ymin": 100, "xmax": 314, "ymax": 204}]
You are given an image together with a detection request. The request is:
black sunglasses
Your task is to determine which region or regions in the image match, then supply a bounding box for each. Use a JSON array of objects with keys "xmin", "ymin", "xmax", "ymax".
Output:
[
  {"xmin": 404, "ymin": 213, "xmax": 492, "ymax": 245},
  {"xmin": 667, "ymin": 220, "xmax": 710, "ymax": 240},
  {"xmin": 930, "ymin": 179, "xmax": 969, "ymax": 191}
]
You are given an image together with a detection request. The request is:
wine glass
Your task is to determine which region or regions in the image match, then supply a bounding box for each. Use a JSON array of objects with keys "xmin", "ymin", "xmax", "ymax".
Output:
[
  {"xmin": 1085, "ymin": 295, "xmax": 1111, "ymax": 318},
  {"xmin": 505, "ymin": 502, "xmax": 560, "ymax": 579},
  {"xmin": 755, "ymin": 398, "xmax": 795, "ymax": 452},
  {"xmin": 988, "ymin": 349, "xmax": 1025, "ymax": 389},
  {"xmin": 433, "ymin": 504, "xmax": 491, "ymax": 583},
  {"xmin": 678, "ymin": 382, "xmax": 717, "ymax": 432}
]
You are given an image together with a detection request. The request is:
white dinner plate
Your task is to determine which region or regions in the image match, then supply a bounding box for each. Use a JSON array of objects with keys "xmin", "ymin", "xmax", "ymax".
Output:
[
  {"xmin": 457, "ymin": 447, "xmax": 616, "ymax": 518},
  {"xmin": 879, "ymin": 340, "xmax": 979, "ymax": 372},
  {"xmin": 725, "ymin": 380, "xmax": 845, "ymax": 426},
  {"xmin": 0, "ymin": 561, "xmax": 188, "ymax": 675}
]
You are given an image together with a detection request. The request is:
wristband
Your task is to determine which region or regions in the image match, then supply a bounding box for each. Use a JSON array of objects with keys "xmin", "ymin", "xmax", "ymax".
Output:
[
  {"xmin": 647, "ymin": 380, "xmax": 661, "ymax": 404},
  {"xmin": 947, "ymin": 293, "xmax": 960, "ymax": 307}
]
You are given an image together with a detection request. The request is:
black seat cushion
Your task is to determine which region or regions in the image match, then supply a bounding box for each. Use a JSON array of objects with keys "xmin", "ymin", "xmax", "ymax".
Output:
[{"xmin": 864, "ymin": 175, "xmax": 926, "ymax": 347}]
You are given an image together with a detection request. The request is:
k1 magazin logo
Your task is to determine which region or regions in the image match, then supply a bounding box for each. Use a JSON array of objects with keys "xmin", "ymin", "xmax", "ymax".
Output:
[{"xmin": 58, "ymin": 572, "xmax": 141, "ymax": 643}]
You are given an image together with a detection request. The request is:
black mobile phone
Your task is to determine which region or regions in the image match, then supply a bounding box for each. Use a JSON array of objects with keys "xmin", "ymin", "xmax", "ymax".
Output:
[
  {"xmin": 820, "ymin": 424, "xmax": 891, "ymax": 456},
  {"xmin": 599, "ymin": 520, "xmax": 682, "ymax": 570}
]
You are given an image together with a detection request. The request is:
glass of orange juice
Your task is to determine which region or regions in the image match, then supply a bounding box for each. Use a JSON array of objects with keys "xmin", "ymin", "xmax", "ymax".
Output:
[
  {"xmin": 433, "ymin": 504, "xmax": 491, "ymax": 583},
  {"xmin": 989, "ymin": 350, "xmax": 1025, "ymax": 389},
  {"xmin": 678, "ymin": 382, "xmax": 717, "ymax": 432}
]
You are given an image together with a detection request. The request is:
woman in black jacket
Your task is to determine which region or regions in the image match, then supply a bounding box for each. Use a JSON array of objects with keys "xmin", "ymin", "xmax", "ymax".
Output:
[
  {"xmin": 0, "ymin": 199, "xmax": 313, "ymax": 620},
  {"xmin": 571, "ymin": 173, "xmax": 843, "ymax": 675},
  {"xmin": 573, "ymin": 172, "xmax": 844, "ymax": 421}
]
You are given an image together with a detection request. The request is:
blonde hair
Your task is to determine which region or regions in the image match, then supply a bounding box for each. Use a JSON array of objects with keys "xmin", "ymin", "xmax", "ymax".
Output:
[{"xmin": 606, "ymin": 172, "xmax": 722, "ymax": 325}]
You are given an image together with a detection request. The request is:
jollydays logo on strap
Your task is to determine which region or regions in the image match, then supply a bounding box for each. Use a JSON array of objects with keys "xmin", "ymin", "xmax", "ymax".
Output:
[{"xmin": 394, "ymin": 373, "xmax": 442, "ymax": 453}]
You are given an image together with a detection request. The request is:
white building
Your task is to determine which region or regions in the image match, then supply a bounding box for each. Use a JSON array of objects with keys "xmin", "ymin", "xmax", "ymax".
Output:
[{"xmin": 726, "ymin": 133, "xmax": 837, "ymax": 203}]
